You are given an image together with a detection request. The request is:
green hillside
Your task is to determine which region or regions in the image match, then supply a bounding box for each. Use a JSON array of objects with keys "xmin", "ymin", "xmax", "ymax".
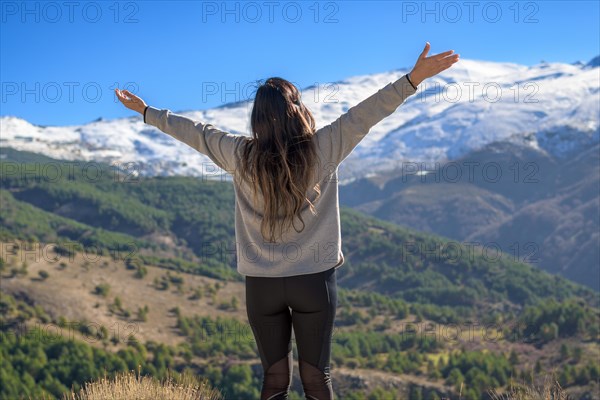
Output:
[{"xmin": 1, "ymin": 147, "xmax": 599, "ymax": 399}]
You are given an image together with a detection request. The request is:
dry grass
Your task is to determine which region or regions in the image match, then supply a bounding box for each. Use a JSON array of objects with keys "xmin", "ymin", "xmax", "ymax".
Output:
[
  {"xmin": 0, "ymin": 241, "xmax": 248, "ymax": 350},
  {"xmin": 488, "ymin": 373, "xmax": 572, "ymax": 400},
  {"xmin": 34, "ymin": 366, "xmax": 223, "ymax": 400}
]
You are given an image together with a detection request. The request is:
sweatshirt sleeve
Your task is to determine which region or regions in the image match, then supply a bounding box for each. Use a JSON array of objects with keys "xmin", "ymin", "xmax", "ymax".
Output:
[
  {"xmin": 314, "ymin": 74, "xmax": 418, "ymax": 167},
  {"xmin": 144, "ymin": 106, "xmax": 246, "ymax": 175}
]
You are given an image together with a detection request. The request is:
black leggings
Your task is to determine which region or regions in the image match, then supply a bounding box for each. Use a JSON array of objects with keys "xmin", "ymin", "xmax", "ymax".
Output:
[{"xmin": 245, "ymin": 267, "xmax": 337, "ymax": 400}]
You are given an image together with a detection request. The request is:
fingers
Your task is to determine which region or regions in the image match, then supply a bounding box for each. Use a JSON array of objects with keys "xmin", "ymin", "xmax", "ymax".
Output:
[
  {"xmin": 115, "ymin": 88, "xmax": 138, "ymax": 103},
  {"xmin": 439, "ymin": 54, "xmax": 460, "ymax": 72},
  {"xmin": 433, "ymin": 49, "xmax": 455, "ymax": 60},
  {"xmin": 435, "ymin": 53, "xmax": 459, "ymax": 68},
  {"xmin": 122, "ymin": 89, "xmax": 140, "ymax": 100},
  {"xmin": 419, "ymin": 42, "xmax": 430, "ymax": 59},
  {"xmin": 115, "ymin": 89, "xmax": 126, "ymax": 102},
  {"xmin": 446, "ymin": 53, "xmax": 460, "ymax": 65}
]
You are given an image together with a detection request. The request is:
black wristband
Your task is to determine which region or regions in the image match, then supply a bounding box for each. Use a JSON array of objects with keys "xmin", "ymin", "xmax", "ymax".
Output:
[
  {"xmin": 406, "ymin": 74, "xmax": 418, "ymax": 91},
  {"xmin": 143, "ymin": 106, "xmax": 149, "ymax": 123}
]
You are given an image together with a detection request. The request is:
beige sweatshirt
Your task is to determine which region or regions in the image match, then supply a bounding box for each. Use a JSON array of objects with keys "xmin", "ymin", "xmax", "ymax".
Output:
[{"xmin": 144, "ymin": 73, "xmax": 418, "ymax": 277}]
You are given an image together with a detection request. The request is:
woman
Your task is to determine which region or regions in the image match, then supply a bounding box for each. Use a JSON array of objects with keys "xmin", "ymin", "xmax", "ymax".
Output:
[{"xmin": 116, "ymin": 42, "xmax": 459, "ymax": 400}]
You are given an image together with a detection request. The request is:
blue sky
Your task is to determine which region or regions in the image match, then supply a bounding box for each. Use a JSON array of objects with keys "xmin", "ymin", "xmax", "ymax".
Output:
[{"xmin": 1, "ymin": 0, "xmax": 599, "ymax": 126}]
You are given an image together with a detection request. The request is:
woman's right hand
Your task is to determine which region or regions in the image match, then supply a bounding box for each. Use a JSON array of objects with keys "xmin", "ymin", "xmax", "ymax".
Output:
[{"xmin": 409, "ymin": 42, "xmax": 460, "ymax": 87}]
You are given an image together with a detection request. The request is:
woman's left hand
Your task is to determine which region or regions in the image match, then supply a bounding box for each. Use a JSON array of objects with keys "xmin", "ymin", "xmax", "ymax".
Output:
[{"xmin": 115, "ymin": 88, "xmax": 148, "ymax": 114}]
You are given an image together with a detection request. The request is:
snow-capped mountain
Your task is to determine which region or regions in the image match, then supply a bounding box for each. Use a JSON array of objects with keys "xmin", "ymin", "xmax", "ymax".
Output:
[{"xmin": 1, "ymin": 57, "xmax": 598, "ymax": 183}]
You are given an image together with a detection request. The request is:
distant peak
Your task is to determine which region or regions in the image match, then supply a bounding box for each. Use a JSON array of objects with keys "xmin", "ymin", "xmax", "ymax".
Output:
[{"xmin": 585, "ymin": 55, "xmax": 600, "ymax": 68}]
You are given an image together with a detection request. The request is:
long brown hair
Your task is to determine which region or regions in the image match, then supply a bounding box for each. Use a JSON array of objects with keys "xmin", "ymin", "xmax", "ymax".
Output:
[{"xmin": 235, "ymin": 77, "xmax": 321, "ymax": 243}]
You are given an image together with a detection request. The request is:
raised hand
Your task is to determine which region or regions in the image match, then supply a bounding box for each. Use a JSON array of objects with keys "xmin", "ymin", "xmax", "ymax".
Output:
[
  {"xmin": 409, "ymin": 42, "xmax": 460, "ymax": 87},
  {"xmin": 115, "ymin": 88, "xmax": 148, "ymax": 115}
]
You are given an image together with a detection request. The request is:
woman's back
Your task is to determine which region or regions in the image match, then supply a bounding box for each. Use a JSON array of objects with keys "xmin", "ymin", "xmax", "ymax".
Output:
[
  {"xmin": 232, "ymin": 138, "xmax": 345, "ymax": 277},
  {"xmin": 231, "ymin": 73, "xmax": 418, "ymax": 277}
]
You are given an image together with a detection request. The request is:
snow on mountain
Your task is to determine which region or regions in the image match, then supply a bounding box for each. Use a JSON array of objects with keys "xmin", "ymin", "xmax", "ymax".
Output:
[{"xmin": 1, "ymin": 56, "xmax": 598, "ymax": 183}]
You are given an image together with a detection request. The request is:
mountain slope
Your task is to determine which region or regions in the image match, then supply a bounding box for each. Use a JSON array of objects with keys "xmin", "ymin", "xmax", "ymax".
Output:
[
  {"xmin": 1, "ymin": 148, "xmax": 597, "ymax": 312},
  {"xmin": 2, "ymin": 148, "xmax": 599, "ymax": 399},
  {"xmin": 339, "ymin": 142, "xmax": 600, "ymax": 290},
  {"xmin": 1, "ymin": 56, "xmax": 598, "ymax": 183}
]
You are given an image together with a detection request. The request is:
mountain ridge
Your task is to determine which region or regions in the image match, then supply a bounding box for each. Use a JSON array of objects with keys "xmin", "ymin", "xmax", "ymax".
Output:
[{"xmin": 1, "ymin": 56, "xmax": 598, "ymax": 183}]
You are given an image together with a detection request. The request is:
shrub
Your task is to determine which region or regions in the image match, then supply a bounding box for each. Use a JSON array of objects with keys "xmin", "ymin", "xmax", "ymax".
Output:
[{"xmin": 95, "ymin": 283, "xmax": 111, "ymax": 297}]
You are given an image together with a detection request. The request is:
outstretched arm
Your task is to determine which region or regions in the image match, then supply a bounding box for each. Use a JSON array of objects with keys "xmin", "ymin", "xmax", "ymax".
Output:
[
  {"xmin": 115, "ymin": 89, "xmax": 245, "ymax": 174},
  {"xmin": 314, "ymin": 42, "xmax": 459, "ymax": 168}
]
